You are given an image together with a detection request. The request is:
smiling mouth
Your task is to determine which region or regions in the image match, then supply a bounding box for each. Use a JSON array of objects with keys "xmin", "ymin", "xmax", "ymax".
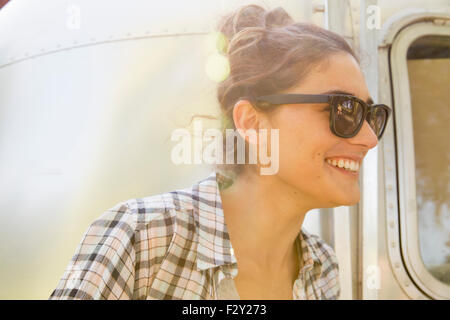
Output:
[{"xmin": 325, "ymin": 158, "xmax": 360, "ymax": 176}]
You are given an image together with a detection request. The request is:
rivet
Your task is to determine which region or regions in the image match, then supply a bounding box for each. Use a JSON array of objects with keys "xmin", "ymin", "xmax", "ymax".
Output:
[
  {"xmin": 389, "ymin": 221, "xmax": 395, "ymax": 228},
  {"xmin": 313, "ymin": 4, "xmax": 325, "ymax": 13},
  {"xmin": 390, "ymin": 242, "xmax": 396, "ymax": 248},
  {"xmin": 387, "ymin": 184, "xmax": 393, "ymax": 190},
  {"xmin": 387, "ymin": 167, "xmax": 392, "ymax": 171},
  {"xmin": 389, "ymin": 203, "xmax": 393, "ymax": 209},
  {"xmin": 394, "ymin": 262, "xmax": 400, "ymax": 268},
  {"xmin": 405, "ymin": 281, "xmax": 410, "ymax": 287},
  {"xmin": 433, "ymin": 19, "xmax": 446, "ymax": 26}
]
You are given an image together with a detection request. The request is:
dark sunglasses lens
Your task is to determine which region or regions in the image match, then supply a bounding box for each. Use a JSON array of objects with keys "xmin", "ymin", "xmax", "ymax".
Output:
[
  {"xmin": 333, "ymin": 99, "xmax": 364, "ymax": 136},
  {"xmin": 367, "ymin": 107, "xmax": 388, "ymax": 138}
]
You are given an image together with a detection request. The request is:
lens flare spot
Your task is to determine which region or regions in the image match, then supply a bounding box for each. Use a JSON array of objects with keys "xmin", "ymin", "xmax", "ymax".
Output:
[
  {"xmin": 205, "ymin": 53, "xmax": 230, "ymax": 83},
  {"xmin": 204, "ymin": 31, "xmax": 228, "ymax": 54}
]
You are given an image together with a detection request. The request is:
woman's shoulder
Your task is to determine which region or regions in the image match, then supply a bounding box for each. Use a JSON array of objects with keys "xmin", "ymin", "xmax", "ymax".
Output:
[
  {"xmin": 116, "ymin": 171, "xmax": 219, "ymax": 226},
  {"xmin": 95, "ymin": 187, "xmax": 197, "ymax": 234},
  {"xmin": 87, "ymin": 171, "xmax": 219, "ymax": 245}
]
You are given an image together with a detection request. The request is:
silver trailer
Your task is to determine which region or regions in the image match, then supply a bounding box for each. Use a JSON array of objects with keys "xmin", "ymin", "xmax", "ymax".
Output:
[{"xmin": 0, "ymin": 0, "xmax": 448, "ymax": 299}]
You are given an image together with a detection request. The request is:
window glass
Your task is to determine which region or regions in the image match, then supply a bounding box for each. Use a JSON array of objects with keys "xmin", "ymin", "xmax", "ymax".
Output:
[{"xmin": 407, "ymin": 35, "xmax": 450, "ymax": 284}]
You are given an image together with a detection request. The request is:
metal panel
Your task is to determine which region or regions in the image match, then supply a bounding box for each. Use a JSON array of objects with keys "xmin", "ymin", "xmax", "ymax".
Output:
[
  {"xmin": 377, "ymin": 26, "xmax": 426, "ymax": 302},
  {"xmin": 358, "ymin": 0, "xmax": 381, "ymax": 301}
]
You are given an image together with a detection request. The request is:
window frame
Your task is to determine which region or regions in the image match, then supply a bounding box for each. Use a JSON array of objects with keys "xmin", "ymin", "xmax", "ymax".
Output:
[{"xmin": 389, "ymin": 19, "xmax": 450, "ymax": 299}]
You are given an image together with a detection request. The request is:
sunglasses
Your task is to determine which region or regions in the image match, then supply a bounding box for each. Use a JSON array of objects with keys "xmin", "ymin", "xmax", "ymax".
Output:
[{"xmin": 252, "ymin": 94, "xmax": 392, "ymax": 139}]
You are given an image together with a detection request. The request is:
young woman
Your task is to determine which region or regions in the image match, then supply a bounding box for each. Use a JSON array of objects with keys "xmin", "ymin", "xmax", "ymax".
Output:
[{"xmin": 49, "ymin": 5, "xmax": 391, "ymax": 300}]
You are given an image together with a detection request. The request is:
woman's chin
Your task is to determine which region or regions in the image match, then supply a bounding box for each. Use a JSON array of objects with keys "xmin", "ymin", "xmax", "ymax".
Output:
[
  {"xmin": 328, "ymin": 191, "xmax": 360, "ymax": 207},
  {"xmin": 340, "ymin": 194, "xmax": 360, "ymax": 206}
]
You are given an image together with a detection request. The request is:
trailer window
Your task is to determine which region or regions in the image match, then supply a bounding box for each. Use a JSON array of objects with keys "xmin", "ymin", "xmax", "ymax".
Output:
[{"xmin": 407, "ymin": 35, "xmax": 450, "ymax": 285}]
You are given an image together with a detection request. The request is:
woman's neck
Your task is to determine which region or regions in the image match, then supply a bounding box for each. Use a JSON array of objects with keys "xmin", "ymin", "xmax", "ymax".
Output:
[{"xmin": 218, "ymin": 168, "xmax": 310, "ymax": 275}]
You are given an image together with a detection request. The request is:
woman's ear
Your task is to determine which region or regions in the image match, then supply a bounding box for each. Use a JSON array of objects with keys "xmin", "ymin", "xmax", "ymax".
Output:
[{"xmin": 232, "ymin": 99, "xmax": 260, "ymax": 145}]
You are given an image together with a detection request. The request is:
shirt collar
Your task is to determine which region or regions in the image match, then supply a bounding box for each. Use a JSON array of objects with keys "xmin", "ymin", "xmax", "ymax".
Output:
[
  {"xmin": 193, "ymin": 171, "xmax": 323, "ymax": 275},
  {"xmin": 194, "ymin": 171, "xmax": 237, "ymax": 271},
  {"xmin": 297, "ymin": 227, "xmax": 323, "ymax": 277}
]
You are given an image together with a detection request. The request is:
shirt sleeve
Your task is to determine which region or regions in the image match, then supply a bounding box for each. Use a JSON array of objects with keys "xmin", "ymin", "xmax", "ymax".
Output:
[{"xmin": 49, "ymin": 201, "xmax": 137, "ymax": 300}]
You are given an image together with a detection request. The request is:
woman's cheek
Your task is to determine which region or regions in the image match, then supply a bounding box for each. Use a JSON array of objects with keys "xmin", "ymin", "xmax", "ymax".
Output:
[{"xmin": 275, "ymin": 133, "xmax": 301, "ymax": 175}]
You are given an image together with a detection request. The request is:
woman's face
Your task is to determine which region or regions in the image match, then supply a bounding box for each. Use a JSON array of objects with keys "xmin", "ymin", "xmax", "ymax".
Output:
[{"xmin": 264, "ymin": 52, "xmax": 378, "ymax": 208}]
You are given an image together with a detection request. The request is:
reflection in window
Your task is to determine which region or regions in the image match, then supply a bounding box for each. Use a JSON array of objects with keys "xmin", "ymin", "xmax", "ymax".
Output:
[{"xmin": 407, "ymin": 35, "xmax": 450, "ymax": 284}]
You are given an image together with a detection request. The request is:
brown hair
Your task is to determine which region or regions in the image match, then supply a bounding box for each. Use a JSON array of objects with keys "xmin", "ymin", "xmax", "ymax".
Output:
[{"xmin": 196, "ymin": 4, "xmax": 359, "ymax": 186}]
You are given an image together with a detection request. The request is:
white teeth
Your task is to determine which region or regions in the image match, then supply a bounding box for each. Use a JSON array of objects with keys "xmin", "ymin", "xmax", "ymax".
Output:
[{"xmin": 326, "ymin": 158, "xmax": 360, "ymax": 172}]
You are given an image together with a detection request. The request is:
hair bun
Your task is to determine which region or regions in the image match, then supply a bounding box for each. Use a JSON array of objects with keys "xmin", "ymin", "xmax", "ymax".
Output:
[
  {"xmin": 263, "ymin": 7, "xmax": 294, "ymax": 28},
  {"xmin": 217, "ymin": 5, "xmax": 294, "ymax": 39},
  {"xmin": 217, "ymin": 5, "xmax": 265, "ymax": 40}
]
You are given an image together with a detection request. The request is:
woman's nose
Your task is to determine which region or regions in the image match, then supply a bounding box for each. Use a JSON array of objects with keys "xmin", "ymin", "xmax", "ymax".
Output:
[{"xmin": 348, "ymin": 120, "xmax": 378, "ymax": 149}]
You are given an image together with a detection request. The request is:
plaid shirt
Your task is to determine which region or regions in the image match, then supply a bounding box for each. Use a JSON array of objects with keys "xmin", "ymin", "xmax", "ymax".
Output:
[{"xmin": 49, "ymin": 171, "xmax": 340, "ymax": 300}]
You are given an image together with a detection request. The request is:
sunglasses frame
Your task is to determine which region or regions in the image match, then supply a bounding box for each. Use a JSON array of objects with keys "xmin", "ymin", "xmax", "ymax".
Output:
[{"xmin": 251, "ymin": 94, "xmax": 392, "ymax": 139}]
